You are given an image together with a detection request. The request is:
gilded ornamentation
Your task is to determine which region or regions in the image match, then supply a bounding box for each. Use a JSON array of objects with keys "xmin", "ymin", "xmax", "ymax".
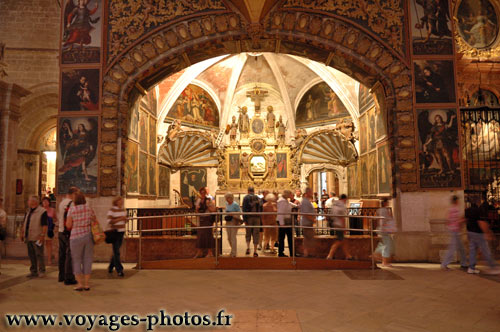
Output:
[
  {"xmin": 282, "ymin": 0, "xmax": 405, "ymax": 53},
  {"xmin": 107, "ymin": 0, "xmax": 225, "ymax": 61}
]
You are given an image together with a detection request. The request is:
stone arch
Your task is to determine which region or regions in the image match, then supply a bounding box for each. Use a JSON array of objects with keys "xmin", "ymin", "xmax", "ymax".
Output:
[
  {"xmin": 101, "ymin": 8, "xmax": 414, "ymax": 196},
  {"xmin": 300, "ymin": 163, "xmax": 346, "ymax": 193}
]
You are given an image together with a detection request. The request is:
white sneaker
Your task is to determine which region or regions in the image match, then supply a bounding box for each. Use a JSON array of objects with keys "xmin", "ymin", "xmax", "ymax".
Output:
[
  {"xmin": 483, "ymin": 267, "xmax": 500, "ymax": 275},
  {"xmin": 467, "ymin": 268, "xmax": 480, "ymax": 274}
]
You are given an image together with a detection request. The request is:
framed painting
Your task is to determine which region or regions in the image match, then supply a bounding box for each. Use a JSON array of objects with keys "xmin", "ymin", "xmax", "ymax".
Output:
[
  {"xmin": 61, "ymin": 0, "xmax": 102, "ymax": 64},
  {"xmin": 228, "ymin": 154, "xmax": 240, "ymax": 179},
  {"xmin": 165, "ymin": 84, "xmax": 219, "ymax": 128},
  {"xmin": 124, "ymin": 141, "xmax": 138, "ymax": 193},
  {"xmin": 360, "ymin": 155, "xmax": 369, "ymax": 196},
  {"xmin": 377, "ymin": 143, "xmax": 391, "ymax": 194},
  {"xmin": 129, "ymin": 100, "xmax": 139, "ymax": 141},
  {"xmin": 347, "ymin": 163, "xmax": 358, "ymax": 198},
  {"xmin": 148, "ymin": 157, "xmax": 156, "ymax": 196},
  {"xmin": 142, "ymin": 89, "xmax": 158, "ymax": 117},
  {"xmin": 368, "ymin": 108, "xmax": 376, "ymax": 151},
  {"xmin": 61, "ymin": 68, "xmax": 100, "ymax": 112},
  {"xmin": 158, "ymin": 165, "xmax": 170, "ymax": 197},
  {"xmin": 416, "ymin": 108, "xmax": 462, "ymax": 188},
  {"xmin": 138, "ymin": 110, "xmax": 148, "ymax": 152},
  {"xmin": 295, "ymin": 82, "xmax": 350, "ymax": 128},
  {"xmin": 414, "ymin": 60, "xmax": 456, "ymax": 104},
  {"xmin": 372, "ymin": 82, "xmax": 388, "ymax": 141},
  {"xmin": 359, "ymin": 113, "xmax": 368, "ymax": 155},
  {"xmin": 411, "ymin": 0, "xmax": 453, "ymax": 55},
  {"xmin": 277, "ymin": 153, "xmax": 287, "ymax": 179},
  {"xmin": 180, "ymin": 168, "xmax": 207, "ymax": 207},
  {"xmin": 139, "ymin": 152, "xmax": 148, "ymax": 195},
  {"xmin": 149, "ymin": 117, "xmax": 156, "ymax": 156},
  {"xmin": 456, "ymin": 0, "xmax": 499, "ymax": 50},
  {"xmin": 57, "ymin": 116, "xmax": 99, "ymax": 195},
  {"xmin": 368, "ymin": 151, "xmax": 377, "ymax": 195}
]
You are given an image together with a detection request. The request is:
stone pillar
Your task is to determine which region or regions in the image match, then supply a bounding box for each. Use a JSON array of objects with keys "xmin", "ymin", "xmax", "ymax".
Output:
[{"xmin": 0, "ymin": 81, "xmax": 30, "ymax": 214}]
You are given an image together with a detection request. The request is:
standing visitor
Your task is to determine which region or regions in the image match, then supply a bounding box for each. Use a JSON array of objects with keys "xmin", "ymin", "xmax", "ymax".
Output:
[
  {"xmin": 465, "ymin": 197, "xmax": 500, "ymax": 275},
  {"xmin": 277, "ymin": 190, "xmax": 296, "ymax": 257},
  {"xmin": 326, "ymin": 194, "xmax": 353, "ymax": 260},
  {"xmin": 300, "ymin": 188, "xmax": 316, "ymax": 258},
  {"xmin": 20, "ymin": 196, "xmax": 47, "ymax": 278},
  {"xmin": 242, "ymin": 187, "xmax": 262, "ymax": 257},
  {"xmin": 325, "ymin": 192, "xmax": 337, "ymax": 236},
  {"xmin": 66, "ymin": 192, "xmax": 95, "ymax": 291},
  {"xmin": 194, "ymin": 187, "xmax": 216, "ymax": 258},
  {"xmin": 224, "ymin": 192, "xmax": 241, "ymax": 257},
  {"xmin": 262, "ymin": 193, "xmax": 278, "ymax": 253},
  {"xmin": 41, "ymin": 197, "xmax": 57, "ymax": 266},
  {"xmin": 107, "ymin": 197, "xmax": 127, "ymax": 277},
  {"xmin": 259, "ymin": 190, "xmax": 270, "ymax": 251},
  {"xmin": 57, "ymin": 187, "xmax": 79, "ymax": 285},
  {"xmin": 441, "ymin": 195, "xmax": 467, "ymax": 270},
  {"xmin": 373, "ymin": 198, "xmax": 396, "ymax": 267}
]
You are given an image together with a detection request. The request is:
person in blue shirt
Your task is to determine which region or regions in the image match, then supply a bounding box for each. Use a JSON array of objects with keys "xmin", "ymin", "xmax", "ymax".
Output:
[{"xmin": 224, "ymin": 192, "xmax": 241, "ymax": 257}]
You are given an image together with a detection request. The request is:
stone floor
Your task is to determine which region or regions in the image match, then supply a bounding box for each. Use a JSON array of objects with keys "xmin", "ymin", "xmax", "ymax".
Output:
[{"xmin": 0, "ymin": 261, "xmax": 499, "ymax": 332}]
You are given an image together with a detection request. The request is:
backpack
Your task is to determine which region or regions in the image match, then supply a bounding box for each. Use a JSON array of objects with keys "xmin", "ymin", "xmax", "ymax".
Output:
[{"xmin": 248, "ymin": 194, "xmax": 261, "ymax": 212}]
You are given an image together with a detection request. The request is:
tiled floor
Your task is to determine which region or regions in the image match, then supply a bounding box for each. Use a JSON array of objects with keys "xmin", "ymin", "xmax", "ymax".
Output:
[{"xmin": 0, "ymin": 262, "xmax": 499, "ymax": 331}]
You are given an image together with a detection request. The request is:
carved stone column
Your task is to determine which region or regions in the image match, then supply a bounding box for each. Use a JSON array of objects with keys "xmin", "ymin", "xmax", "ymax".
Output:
[{"xmin": 0, "ymin": 81, "xmax": 30, "ymax": 214}]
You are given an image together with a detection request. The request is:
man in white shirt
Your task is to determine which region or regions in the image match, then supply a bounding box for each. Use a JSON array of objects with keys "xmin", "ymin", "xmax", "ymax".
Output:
[
  {"xmin": 300, "ymin": 188, "xmax": 316, "ymax": 257},
  {"xmin": 326, "ymin": 194, "xmax": 353, "ymax": 260},
  {"xmin": 277, "ymin": 190, "xmax": 297, "ymax": 257},
  {"xmin": 324, "ymin": 192, "xmax": 337, "ymax": 235},
  {"xmin": 57, "ymin": 187, "xmax": 79, "ymax": 285}
]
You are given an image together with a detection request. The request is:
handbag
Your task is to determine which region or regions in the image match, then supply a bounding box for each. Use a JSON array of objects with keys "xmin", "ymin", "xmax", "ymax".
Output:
[
  {"xmin": 91, "ymin": 219, "xmax": 105, "ymax": 244},
  {"xmin": 105, "ymin": 229, "xmax": 118, "ymax": 244}
]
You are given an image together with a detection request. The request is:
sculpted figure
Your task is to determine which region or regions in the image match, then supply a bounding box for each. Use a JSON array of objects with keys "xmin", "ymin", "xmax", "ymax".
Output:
[
  {"xmin": 276, "ymin": 115, "xmax": 286, "ymax": 144},
  {"xmin": 166, "ymin": 119, "xmax": 182, "ymax": 143},
  {"xmin": 240, "ymin": 152, "xmax": 250, "ymax": 180},
  {"xmin": 226, "ymin": 115, "xmax": 238, "ymax": 145},
  {"xmin": 266, "ymin": 106, "xmax": 276, "ymax": 138},
  {"xmin": 238, "ymin": 106, "xmax": 250, "ymax": 138},
  {"xmin": 267, "ymin": 152, "xmax": 277, "ymax": 179}
]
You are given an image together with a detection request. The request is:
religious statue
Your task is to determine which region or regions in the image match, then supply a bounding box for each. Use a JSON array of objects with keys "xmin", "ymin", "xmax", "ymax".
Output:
[
  {"xmin": 240, "ymin": 152, "xmax": 250, "ymax": 180},
  {"xmin": 209, "ymin": 128, "xmax": 219, "ymax": 148},
  {"xmin": 247, "ymin": 85, "xmax": 268, "ymax": 116},
  {"xmin": 226, "ymin": 115, "xmax": 238, "ymax": 145},
  {"xmin": 276, "ymin": 115, "xmax": 286, "ymax": 145},
  {"xmin": 293, "ymin": 128, "xmax": 307, "ymax": 148},
  {"xmin": 266, "ymin": 106, "xmax": 276, "ymax": 138},
  {"xmin": 165, "ymin": 119, "xmax": 182, "ymax": 143},
  {"xmin": 337, "ymin": 119, "xmax": 356, "ymax": 141},
  {"xmin": 267, "ymin": 152, "xmax": 277, "ymax": 180},
  {"xmin": 238, "ymin": 106, "xmax": 250, "ymax": 138}
]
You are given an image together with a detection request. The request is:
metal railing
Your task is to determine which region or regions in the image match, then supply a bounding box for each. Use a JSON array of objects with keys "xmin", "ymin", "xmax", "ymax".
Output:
[{"xmin": 126, "ymin": 211, "xmax": 386, "ymax": 271}]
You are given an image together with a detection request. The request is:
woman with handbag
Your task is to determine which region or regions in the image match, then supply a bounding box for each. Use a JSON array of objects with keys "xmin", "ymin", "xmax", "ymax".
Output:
[
  {"xmin": 193, "ymin": 187, "xmax": 216, "ymax": 258},
  {"xmin": 42, "ymin": 197, "xmax": 57, "ymax": 266},
  {"xmin": 224, "ymin": 192, "xmax": 241, "ymax": 257},
  {"xmin": 106, "ymin": 197, "xmax": 126, "ymax": 277},
  {"xmin": 66, "ymin": 192, "xmax": 95, "ymax": 291}
]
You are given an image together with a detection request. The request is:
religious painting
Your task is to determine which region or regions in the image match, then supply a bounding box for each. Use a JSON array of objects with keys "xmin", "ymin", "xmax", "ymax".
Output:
[
  {"xmin": 457, "ymin": 0, "xmax": 499, "ymax": 50},
  {"xmin": 360, "ymin": 155, "xmax": 369, "ymax": 196},
  {"xmin": 165, "ymin": 84, "xmax": 219, "ymax": 128},
  {"xmin": 139, "ymin": 152, "xmax": 148, "ymax": 195},
  {"xmin": 372, "ymin": 82, "xmax": 388, "ymax": 140},
  {"xmin": 250, "ymin": 155, "xmax": 266, "ymax": 173},
  {"xmin": 347, "ymin": 164, "xmax": 358, "ymax": 198},
  {"xmin": 138, "ymin": 111, "xmax": 148, "ymax": 152},
  {"xmin": 368, "ymin": 108, "xmax": 376, "ymax": 151},
  {"xmin": 414, "ymin": 60, "xmax": 456, "ymax": 104},
  {"xmin": 57, "ymin": 116, "xmax": 98, "ymax": 194},
  {"xmin": 180, "ymin": 168, "xmax": 207, "ymax": 206},
  {"xmin": 61, "ymin": 68, "xmax": 100, "ymax": 112},
  {"xmin": 62, "ymin": 0, "xmax": 102, "ymax": 64},
  {"xmin": 149, "ymin": 117, "xmax": 156, "ymax": 156},
  {"xmin": 148, "ymin": 157, "xmax": 156, "ymax": 196},
  {"xmin": 470, "ymin": 89, "xmax": 500, "ymax": 107},
  {"xmin": 378, "ymin": 143, "xmax": 392, "ymax": 194},
  {"xmin": 251, "ymin": 118, "xmax": 265, "ymax": 135},
  {"xmin": 295, "ymin": 82, "xmax": 350, "ymax": 128},
  {"xmin": 142, "ymin": 89, "xmax": 158, "ymax": 117},
  {"xmin": 158, "ymin": 165, "xmax": 170, "ymax": 197},
  {"xmin": 368, "ymin": 151, "xmax": 378, "ymax": 195},
  {"xmin": 129, "ymin": 100, "xmax": 139, "ymax": 141},
  {"xmin": 411, "ymin": 0, "xmax": 453, "ymax": 55},
  {"xmin": 359, "ymin": 113, "xmax": 368, "ymax": 155},
  {"xmin": 277, "ymin": 153, "xmax": 288, "ymax": 179},
  {"xmin": 124, "ymin": 141, "xmax": 138, "ymax": 193},
  {"xmin": 417, "ymin": 108, "xmax": 462, "ymax": 188},
  {"xmin": 228, "ymin": 154, "xmax": 240, "ymax": 179}
]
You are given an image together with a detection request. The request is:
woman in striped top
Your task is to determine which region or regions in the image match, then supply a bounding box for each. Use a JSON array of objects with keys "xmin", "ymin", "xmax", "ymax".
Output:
[{"xmin": 107, "ymin": 197, "xmax": 127, "ymax": 277}]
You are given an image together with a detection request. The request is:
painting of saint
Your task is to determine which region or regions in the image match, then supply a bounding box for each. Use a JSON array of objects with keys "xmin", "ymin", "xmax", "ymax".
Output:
[
  {"xmin": 368, "ymin": 108, "xmax": 376, "ymax": 150},
  {"xmin": 251, "ymin": 118, "xmax": 265, "ymax": 135},
  {"xmin": 417, "ymin": 108, "xmax": 461, "ymax": 188},
  {"xmin": 180, "ymin": 168, "xmax": 207, "ymax": 207},
  {"xmin": 277, "ymin": 153, "xmax": 287, "ymax": 178},
  {"xmin": 359, "ymin": 114, "xmax": 368, "ymax": 155},
  {"xmin": 62, "ymin": 0, "xmax": 101, "ymax": 64},
  {"xmin": 139, "ymin": 152, "xmax": 148, "ymax": 195},
  {"xmin": 469, "ymin": 89, "xmax": 499, "ymax": 107},
  {"xmin": 360, "ymin": 156, "xmax": 368, "ymax": 196},
  {"xmin": 414, "ymin": 60, "xmax": 456, "ymax": 104},
  {"xmin": 457, "ymin": 0, "xmax": 499, "ymax": 49},
  {"xmin": 129, "ymin": 100, "xmax": 139, "ymax": 141},
  {"xmin": 149, "ymin": 117, "xmax": 156, "ymax": 156},
  {"xmin": 138, "ymin": 111, "xmax": 148, "ymax": 152},
  {"xmin": 124, "ymin": 142, "xmax": 138, "ymax": 193},
  {"xmin": 378, "ymin": 144, "xmax": 392, "ymax": 194},
  {"xmin": 228, "ymin": 154, "xmax": 240, "ymax": 179},
  {"xmin": 347, "ymin": 164, "xmax": 358, "ymax": 198},
  {"xmin": 368, "ymin": 151, "xmax": 377, "ymax": 195},
  {"xmin": 141, "ymin": 89, "xmax": 158, "ymax": 117},
  {"xmin": 296, "ymin": 82, "xmax": 350, "ymax": 128},
  {"xmin": 375, "ymin": 105, "xmax": 387, "ymax": 140},
  {"xmin": 148, "ymin": 157, "xmax": 156, "ymax": 196},
  {"xmin": 158, "ymin": 165, "xmax": 170, "ymax": 197},
  {"xmin": 411, "ymin": 0, "xmax": 453, "ymax": 55},
  {"xmin": 165, "ymin": 84, "xmax": 219, "ymax": 128},
  {"xmin": 61, "ymin": 68, "xmax": 100, "ymax": 111},
  {"xmin": 57, "ymin": 116, "xmax": 98, "ymax": 194}
]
